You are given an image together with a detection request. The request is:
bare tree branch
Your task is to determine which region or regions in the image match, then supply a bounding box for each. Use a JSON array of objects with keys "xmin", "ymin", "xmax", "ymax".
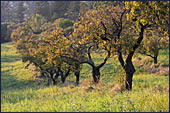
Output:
[
  {"xmin": 139, "ymin": 51, "xmax": 154, "ymax": 59},
  {"xmin": 118, "ymin": 50, "xmax": 125, "ymax": 69},
  {"xmin": 88, "ymin": 45, "xmax": 93, "ymax": 62},
  {"xmin": 97, "ymin": 46, "xmax": 111, "ymax": 69},
  {"xmin": 100, "ymin": 21, "xmax": 110, "ymax": 41},
  {"xmin": 117, "ymin": 9, "xmax": 126, "ymax": 41}
]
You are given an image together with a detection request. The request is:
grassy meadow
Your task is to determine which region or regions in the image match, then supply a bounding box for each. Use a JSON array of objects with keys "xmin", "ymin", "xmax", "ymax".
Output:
[{"xmin": 1, "ymin": 42, "xmax": 169, "ymax": 112}]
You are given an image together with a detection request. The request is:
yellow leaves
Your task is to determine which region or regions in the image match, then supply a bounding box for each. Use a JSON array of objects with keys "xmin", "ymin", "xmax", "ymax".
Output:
[
  {"xmin": 74, "ymin": 29, "xmax": 78, "ymax": 33},
  {"xmin": 84, "ymin": 27, "xmax": 88, "ymax": 31},
  {"xmin": 90, "ymin": 22, "xmax": 93, "ymax": 26},
  {"xmin": 98, "ymin": 43, "xmax": 103, "ymax": 49},
  {"xmin": 78, "ymin": 40, "xmax": 82, "ymax": 45},
  {"xmin": 103, "ymin": 41, "xmax": 107, "ymax": 45},
  {"xmin": 125, "ymin": 1, "xmax": 133, "ymax": 9},
  {"xmin": 140, "ymin": 19, "xmax": 147, "ymax": 24},
  {"xmin": 69, "ymin": 34, "xmax": 73, "ymax": 39}
]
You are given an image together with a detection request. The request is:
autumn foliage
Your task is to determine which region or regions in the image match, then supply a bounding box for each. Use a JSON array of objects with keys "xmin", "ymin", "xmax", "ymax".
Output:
[{"xmin": 10, "ymin": 1, "xmax": 169, "ymax": 90}]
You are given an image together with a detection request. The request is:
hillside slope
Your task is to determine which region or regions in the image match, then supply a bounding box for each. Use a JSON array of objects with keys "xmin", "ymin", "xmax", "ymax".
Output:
[{"xmin": 1, "ymin": 42, "xmax": 169, "ymax": 112}]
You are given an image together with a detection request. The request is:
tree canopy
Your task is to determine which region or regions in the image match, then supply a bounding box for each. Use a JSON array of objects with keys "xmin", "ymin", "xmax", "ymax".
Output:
[{"xmin": 9, "ymin": 1, "xmax": 169, "ymax": 90}]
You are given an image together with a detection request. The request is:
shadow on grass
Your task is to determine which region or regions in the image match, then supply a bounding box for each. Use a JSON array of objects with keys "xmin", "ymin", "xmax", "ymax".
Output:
[
  {"xmin": 1, "ymin": 55, "xmax": 21, "ymax": 62},
  {"xmin": 1, "ymin": 71, "xmax": 37, "ymax": 92},
  {"xmin": 1, "ymin": 70, "xmax": 46, "ymax": 104}
]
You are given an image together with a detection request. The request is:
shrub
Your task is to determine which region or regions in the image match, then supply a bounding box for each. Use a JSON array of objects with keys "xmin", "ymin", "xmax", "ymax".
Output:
[
  {"xmin": 1, "ymin": 22, "xmax": 11, "ymax": 43},
  {"xmin": 1, "ymin": 22, "xmax": 21, "ymax": 43},
  {"xmin": 54, "ymin": 18, "xmax": 73, "ymax": 29}
]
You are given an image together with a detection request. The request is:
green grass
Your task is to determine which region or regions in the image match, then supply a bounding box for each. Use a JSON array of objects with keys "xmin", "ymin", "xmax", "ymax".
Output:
[{"xmin": 1, "ymin": 42, "xmax": 169, "ymax": 112}]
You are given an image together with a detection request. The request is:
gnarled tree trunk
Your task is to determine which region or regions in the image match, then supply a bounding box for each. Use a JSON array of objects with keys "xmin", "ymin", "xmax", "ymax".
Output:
[
  {"xmin": 80, "ymin": 45, "xmax": 111, "ymax": 83},
  {"xmin": 117, "ymin": 22, "xmax": 152, "ymax": 90},
  {"xmin": 92, "ymin": 67, "xmax": 100, "ymax": 83},
  {"xmin": 124, "ymin": 62, "xmax": 135, "ymax": 90},
  {"xmin": 59, "ymin": 68, "xmax": 71, "ymax": 83}
]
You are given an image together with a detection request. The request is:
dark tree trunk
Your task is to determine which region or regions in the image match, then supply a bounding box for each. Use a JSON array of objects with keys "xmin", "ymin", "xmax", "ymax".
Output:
[
  {"xmin": 125, "ymin": 73, "xmax": 133, "ymax": 90},
  {"xmin": 153, "ymin": 56, "xmax": 158, "ymax": 64},
  {"xmin": 92, "ymin": 67, "xmax": 100, "ymax": 83},
  {"xmin": 124, "ymin": 63, "xmax": 135, "ymax": 90},
  {"xmin": 144, "ymin": 52, "xmax": 158, "ymax": 65},
  {"xmin": 60, "ymin": 69, "xmax": 70, "ymax": 83},
  {"xmin": 75, "ymin": 70, "xmax": 80, "ymax": 85}
]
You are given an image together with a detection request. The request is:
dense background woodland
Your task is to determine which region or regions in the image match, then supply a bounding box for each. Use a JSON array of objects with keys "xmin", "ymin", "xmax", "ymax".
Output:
[{"xmin": 1, "ymin": 1, "xmax": 169, "ymax": 112}]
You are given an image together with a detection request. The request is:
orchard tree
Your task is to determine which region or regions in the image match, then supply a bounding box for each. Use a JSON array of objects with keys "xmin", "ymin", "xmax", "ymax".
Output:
[
  {"xmin": 10, "ymin": 24, "xmax": 39, "ymax": 70},
  {"xmin": 41, "ymin": 25, "xmax": 87, "ymax": 85},
  {"xmin": 99, "ymin": 1, "xmax": 169, "ymax": 90},
  {"xmin": 42, "ymin": 28, "xmax": 71, "ymax": 84},
  {"xmin": 137, "ymin": 29, "xmax": 169, "ymax": 64},
  {"xmin": 73, "ymin": 1, "xmax": 169, "ymax": 90},
  {"xmin": 81, "ymin": 45, "xmax": 111, "ymax": 83},
  {"xmin": 117, "ymin": 1, "xmax": 169, "ymax": 90},
  {"xmin": 11, "ymin": 20, "xmax": 53, "ymax": 85},
  {"xmin": 71, "ymin": 2, "xmax": 122, "ymax": 83},
  {"xmin": 11, "ymin": 16, "xmax": 80, "ymax": 85}
]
